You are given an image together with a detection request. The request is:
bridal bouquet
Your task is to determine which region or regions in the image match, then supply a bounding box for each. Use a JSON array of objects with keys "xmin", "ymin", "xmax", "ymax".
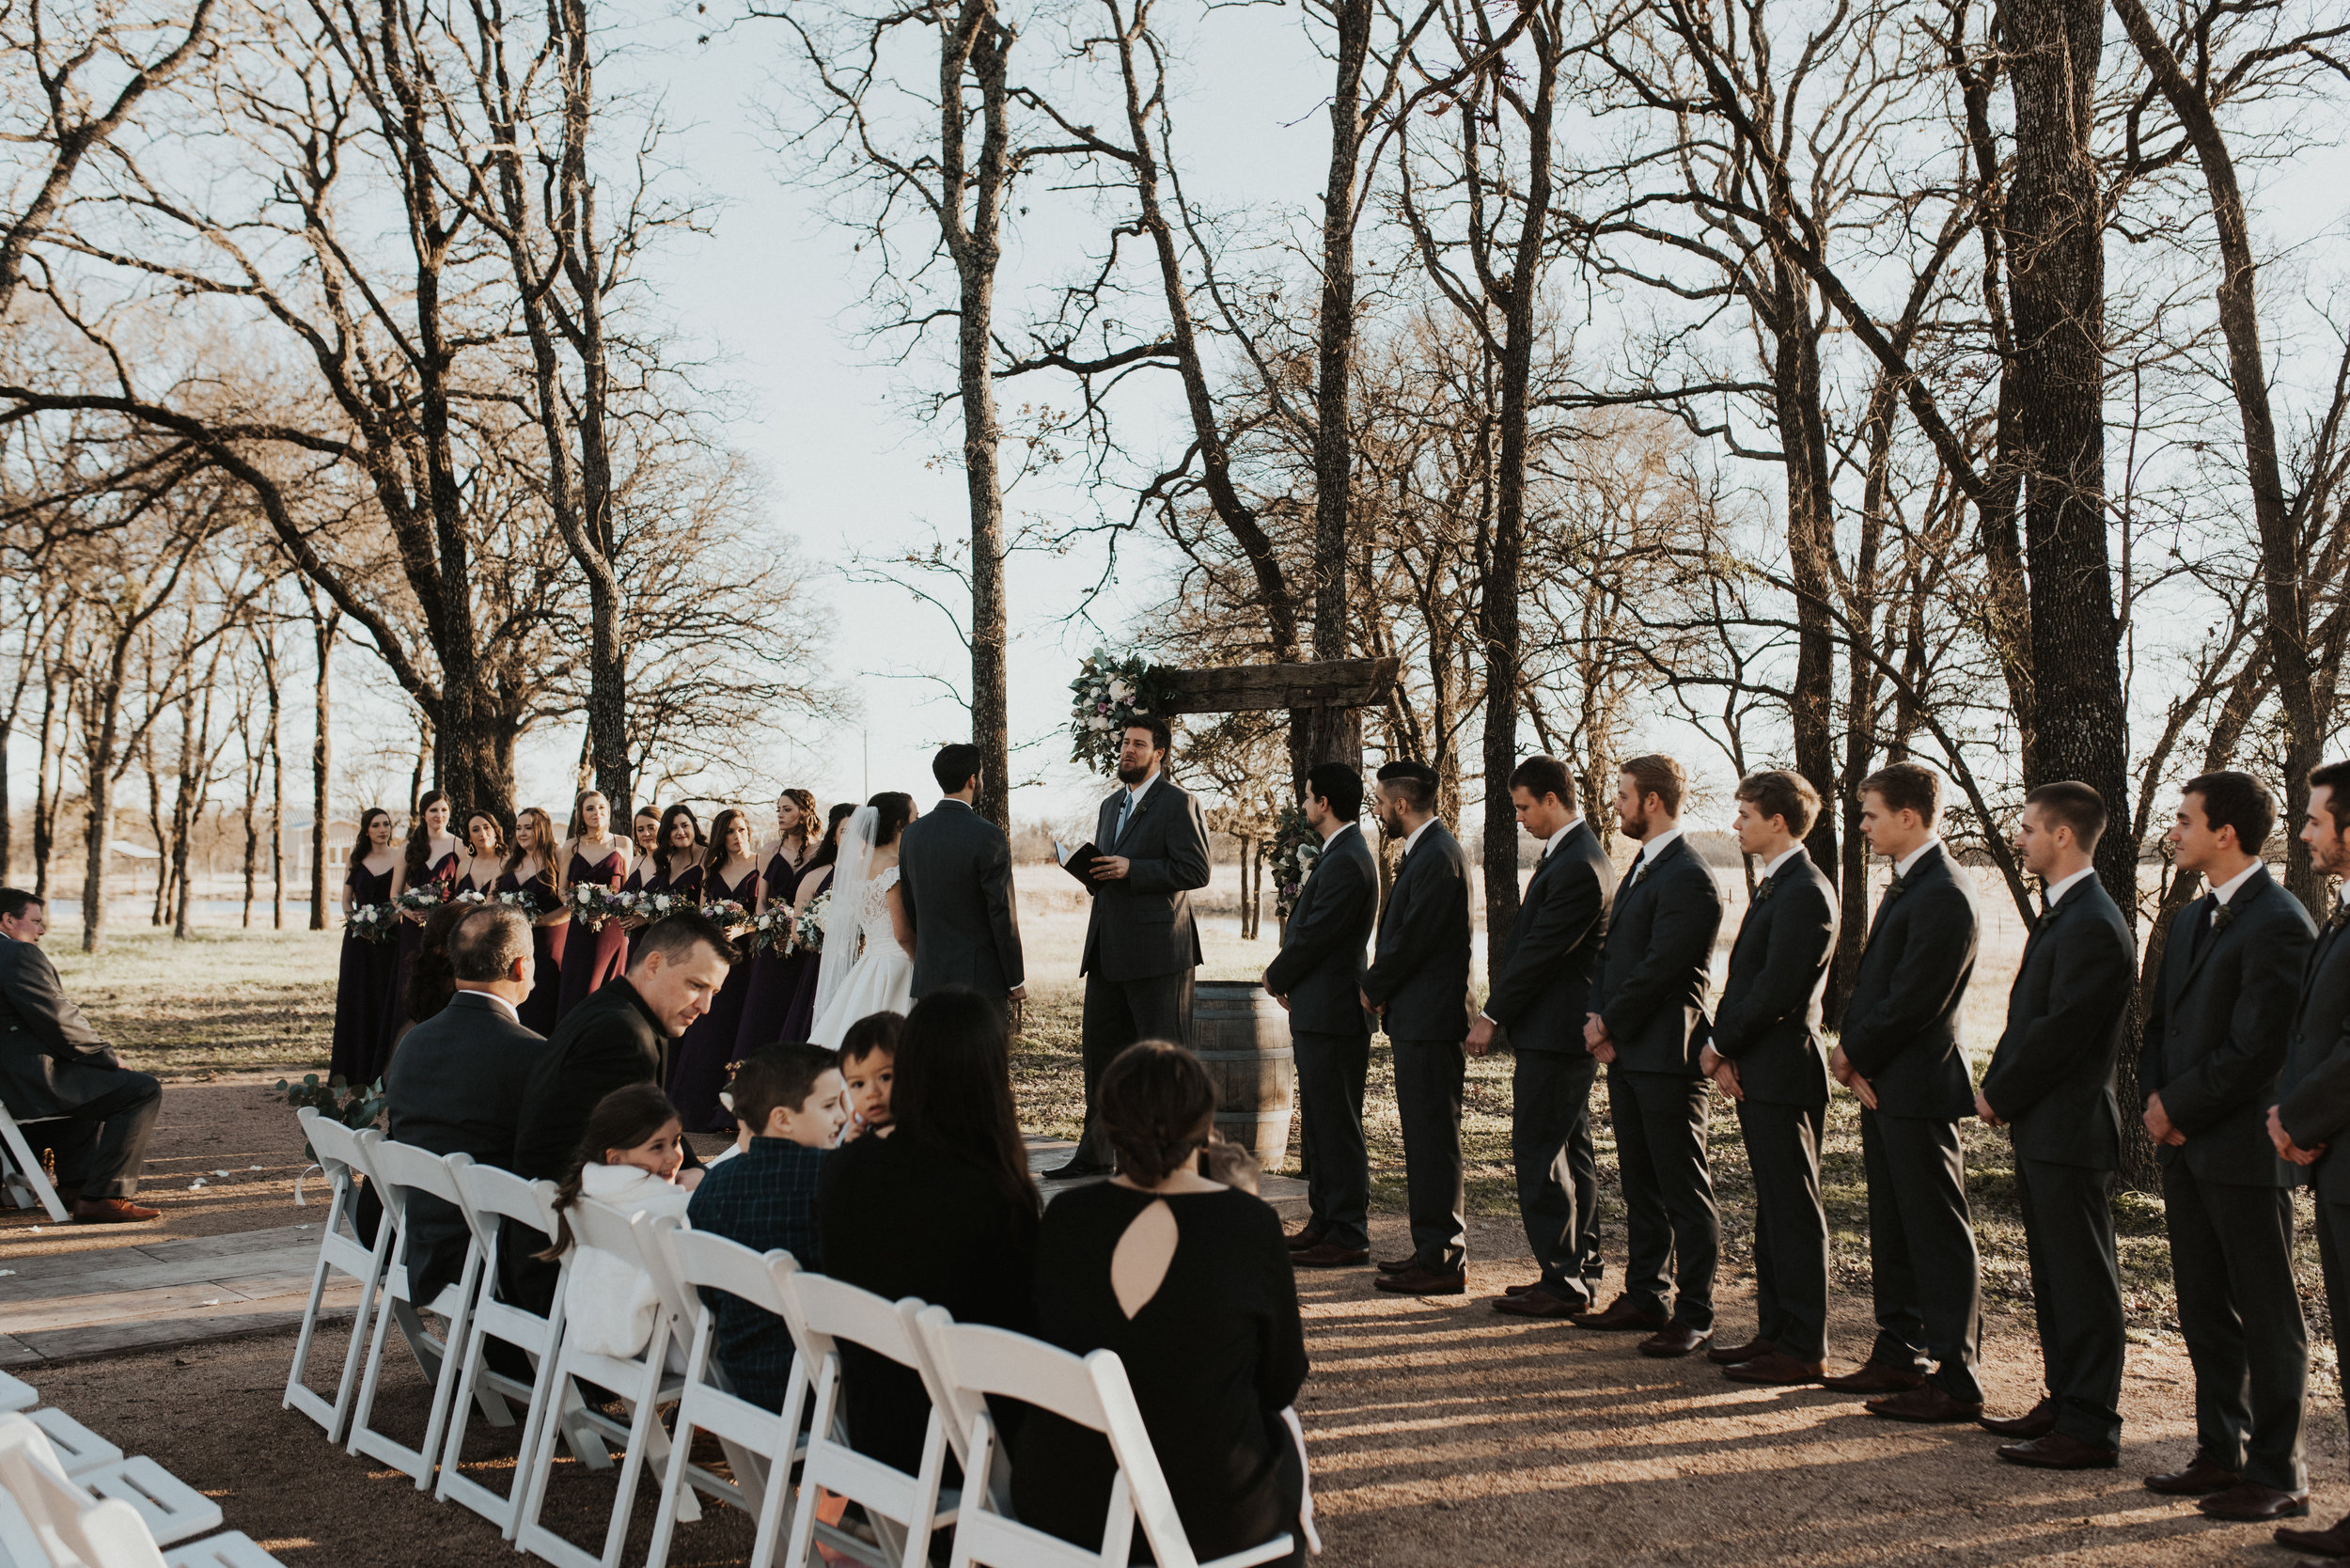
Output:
[
  {"xmin": 346, "ymin": 902, "xmax": 401, "ymax": 942},
  {"xmin": 794, "ymin": 890, "xmax": 830, "ymax": 954},
  {"xmin": 569, "ymin": 881, "xmax": 628, "ymax": 930},
  {"xmin": 1270, "ymin": 804, "xmax": 1322, "ymax": 922},
  {"xmin": 1068, "ymin": 650, "xmax": 1183, "ymax": 775},
  {"xmin": 700, "ymin": 898, "xmax": 753, "ymax": 938}
]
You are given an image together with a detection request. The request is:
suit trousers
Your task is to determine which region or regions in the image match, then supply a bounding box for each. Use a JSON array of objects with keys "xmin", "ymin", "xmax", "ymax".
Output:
[
  {"xmin": 1860, "ymin": 1108, "xmax": 1982, "ymax": 1403},
  {"xmin": 1076, "ymin": 969, "xmax": 1196, "ymax": 1162},
  {"xmin": 2313, "ymin": 1190, "xmax": 2350, "ymax": 1481},
  {"xmin": 32, "ymin": 1069, "xmax": 162, "ymax": 1200},
  {"xmin": 1733, "ymin": 1097, "xmax": 1828, "ymax": 1360},
  {"xmin": 2014, "ymin": 1156, "xmax": 2123, "ymax": 1449},
  {"xmin": 1606, "ymin": 1066, "xmax": 1717, "ymax": 1331},
  {"xmin": 2162, "ymin": 1160, "xmax": 2307, "ymax": 1490},
  {"xmin": 1512, "ymin": 1048, "xmax": 1603, "ymax": 1302},
  {"xmin": 1292, "ymin": 1028, "xmax": 1371, "ymax": 1249},
  {"xmin": 1391, "ymin": 1038, "xmax": 1467, "ymax": 1271}
]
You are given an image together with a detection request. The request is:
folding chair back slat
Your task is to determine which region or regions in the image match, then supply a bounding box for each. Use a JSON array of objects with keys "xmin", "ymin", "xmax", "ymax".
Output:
[
  {"xmin": 344, "ymin": 1137, "xmax": 484, "ymax": 1488},
  {"xmin": 282, "ymin": 1108, "xmax": 396, "ymax": 1444},
  {"xmin": 0, "ymin": 1102, "xmax": 70, "ymax": 1222}
]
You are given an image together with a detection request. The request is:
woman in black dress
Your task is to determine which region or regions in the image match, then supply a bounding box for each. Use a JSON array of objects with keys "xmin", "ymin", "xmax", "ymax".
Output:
[
  {"xmin": 390, "ymin": 789, "xmax": 463, "ymax": 1033},
  {"xmin": 1012, "ymin": 1040, "xmax": 1307, "ymax": 1564},
  {"xmin": 668, "ymin": 807, "xmax": 760, "ymax": 1131},
  {"xmin": 496, "ymin": 806, "xmax": 568, "ymax": 1033},
  {"xmin": 619, "ymin": 805, "xmax": 661, "ymax": 968},
  {"xmin": 777, "ymin": 803, "xmax": 857, "ymax": 1043},
  {"xmin": 817, "ymin": 988, "xmax": 1039, "ymax": 1474},
  {"xmin": 555, "ymin": 789, "xmax": 632, "ymax": 1019},
  {"xmin": 458, "ymin": 810, "xmax": 505, "ymax": 896},
  {"xmin": 735, "ymin": 790, "xmax": 822, "ymax": 1054},
  {"xmin": 330, "ymin": 808, "xmax": 402, "ymax": 1088}
]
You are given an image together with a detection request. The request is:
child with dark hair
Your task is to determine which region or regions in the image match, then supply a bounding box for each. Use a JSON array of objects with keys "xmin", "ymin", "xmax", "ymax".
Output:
[
  {"xmin": 540, "ymin": 1083, "xmax": 694, "ymax": 1366},
  {"xmin": 839, "ymin": 1011, "xmax": 902, "ymax": 1139},
  {"xmin": 686, "ymin": 1043, "xmax": 848, "ymax": 1409}
]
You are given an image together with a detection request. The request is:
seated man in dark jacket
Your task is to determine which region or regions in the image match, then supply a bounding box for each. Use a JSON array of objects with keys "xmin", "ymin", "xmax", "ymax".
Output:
[
  {"xmin": 384, "ymin": 903, "xmax": 546, "ymax": 1302},
  {"xmin": 0, "ymin": 888, "xmax": 163, "ymax": 1223}
]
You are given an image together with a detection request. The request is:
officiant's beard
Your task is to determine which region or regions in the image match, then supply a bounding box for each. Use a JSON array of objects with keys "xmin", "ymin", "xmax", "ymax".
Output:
[{"xmin": 1116, "ymin": 759, "xmax": 1155, "ymax": 787}]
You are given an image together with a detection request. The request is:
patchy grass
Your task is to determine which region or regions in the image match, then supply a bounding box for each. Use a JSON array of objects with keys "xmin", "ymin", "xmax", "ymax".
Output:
[{"xmin": 49, "ymin": 927, "xmax": 338, "ymax": 1077}]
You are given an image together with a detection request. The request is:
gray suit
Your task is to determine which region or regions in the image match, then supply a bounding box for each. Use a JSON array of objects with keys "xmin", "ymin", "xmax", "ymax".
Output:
[
  {"xmin": 1981, "ymin": 874, "xmax": 2134, "ymax": 1450},
  {"xmin": 2278, "ymin": 902, "xmax": 2350, "ymax": 1484},
  {"xmin": 1482, "ymin": 821, "xmax": 1614, "ymax": 1301},
  {"xmin": 1711, "ymin": 847, "xmax": 1838, "ymax": 1360},
  {"xmin": 1590, "ymin": 832, "xmax": 1725, "ymax": 1331},
  {"xmin": 1263, "ymin": 822, "xmax": 1378, "ymax": 1248},
  {"xmin": 2139, "ymin": 867, "xmax": 2312, "ymax": 1492},
  {"xmin": 0, "ymin": 935, "xmax": 161, "ymax": 1200},
  {"xmin": 1074, "ymin": 775, "xmax": 1212, "ymax": 1163},
  {"xmin": 384, "ymin": 992, "xmax": 545, "ymax": 1304},
  {"xmin": 898, "ymin": 799, "xmax": 1026, "ymax": 1003},
  {"xmin": 1839, "ymin": 842, "xmax": 1982, "ymax": 1402},
  {"xmin": 1360, "ymin": 820, "xmax": 1474, "ymax": 1271}
]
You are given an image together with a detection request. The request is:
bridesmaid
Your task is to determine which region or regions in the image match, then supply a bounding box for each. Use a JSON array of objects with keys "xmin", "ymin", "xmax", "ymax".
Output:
[
  {"xmin": 555, "ymin": 789, "xmax": 632, "ymax": 1019},
  {"xmin": 619, "ymin": 805, "xmax": 662, "ymax": 968},
  {"xmin": 497, "ymin": 806, "xmax": 569, "ymax": 1033},
  {"xmin": 648, "ymin": 803, "xmax": 709, "ymax": 910},
  {"xmin": 778, "ymin": 803, "xmax": 859, "ymax": 1043},
  {"xmin": 459, "ymin": 810, "xmax": 505, "ymax": 895},
  {"xmin": 389, "ymin": 789, "xmax": 463, "ymax": 1029},
  {"xmin": 669, "ymin": 807, "xmax": 760, "ymax": 1131},
  {"xmin": 737, "ymin": 790, "xmax": 822, "ymax": 1056},
  {"xmin": 330, "ymin": 808, "xmax": 401, "ymax": 1089}
]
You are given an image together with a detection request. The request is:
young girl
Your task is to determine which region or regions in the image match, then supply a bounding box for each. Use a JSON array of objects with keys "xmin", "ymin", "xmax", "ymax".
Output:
[{"xmin": 540, "ymin": 1084, "xmax": 697, "ymax": 1365}]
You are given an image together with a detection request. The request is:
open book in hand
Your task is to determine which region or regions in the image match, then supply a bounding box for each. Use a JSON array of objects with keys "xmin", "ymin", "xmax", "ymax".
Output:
[{"xmin": 1053, "ymin": 839, "xmax": 1103, "ymax": 889}]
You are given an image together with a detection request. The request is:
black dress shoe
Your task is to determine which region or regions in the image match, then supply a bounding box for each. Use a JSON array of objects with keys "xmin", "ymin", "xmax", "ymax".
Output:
[
  {"xmin": 1491, "ymin": 1286, "xmax": 1587, "ymax": 1319},
  {"xmin": 1040, "ymin": 1154, "xmax": 1112, "ymax": 1181},
  {"xmin": 1708, "ymin": 1336, "xmax": 1774, "ymax": 1366},
  {"xmin": 2275, "ymin": 1513, "xmax": 2350, "ymax": 1556},
  {"xmin": 1997, "ymin": 1433, "xmax": 2118, "ymax": 1470},
  {"xmin": 2196, "ymin": 1481, "xmax": 2309, "ymax": 1522},
  {"xmin": 1980, "ymin": 1396, "xmax": 2057, "ymax": 1439},
  {"xmin": 2144, "ymin": 1451, "xmax": 2243, "ymax": 1496},
  {"xmin": 1865, "ymin": 1386, "xmax": 1983, "ymax": 1423},
  {"xmin": 1637, "ymin": 1324, "xmax": 1710, "ymax": 1358}
]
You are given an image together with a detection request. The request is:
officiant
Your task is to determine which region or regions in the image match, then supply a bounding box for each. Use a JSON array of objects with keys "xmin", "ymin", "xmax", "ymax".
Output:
[{"xmin": 1048, "ymin": 714, "xmax": 1212, "ymax": 1180}]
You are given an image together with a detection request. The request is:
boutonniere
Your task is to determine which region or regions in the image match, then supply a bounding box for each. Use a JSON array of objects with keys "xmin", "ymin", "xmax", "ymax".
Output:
[
  {"xmin": 1883, "ymin": 872, "xmax": 1908, "ymax": 903},
  {"xmin": 2328, "ymin": 903, "xmax": 2350, "ymax": 933},
  {"xmin": 1752, "ymin": 874, "xmax": 1777, "ymax": 904},
  {"xmin": 2212, "ymin": 902, "xmax": 2236, "ymax": 935}
]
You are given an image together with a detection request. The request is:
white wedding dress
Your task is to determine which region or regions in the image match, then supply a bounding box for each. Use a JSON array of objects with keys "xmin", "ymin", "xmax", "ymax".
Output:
[{"xmin": 806, "ymin": 838, "xmax": 914, "ymax": 1046}]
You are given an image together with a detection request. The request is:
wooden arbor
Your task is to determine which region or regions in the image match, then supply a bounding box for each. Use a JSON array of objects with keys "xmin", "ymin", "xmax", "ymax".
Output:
[{"xmin": 1155, "ymin": 656, "xmax": 1401, "ymax": 776}]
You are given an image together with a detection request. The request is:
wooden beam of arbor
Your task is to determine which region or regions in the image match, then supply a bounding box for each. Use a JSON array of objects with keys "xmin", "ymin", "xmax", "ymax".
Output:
[{"xmin": 1157, "ymin": 657, "xmax": 1400, "ymax": 714}]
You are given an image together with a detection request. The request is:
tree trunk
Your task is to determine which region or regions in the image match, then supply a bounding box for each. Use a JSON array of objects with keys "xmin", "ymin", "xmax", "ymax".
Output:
[
  {"xmin": 32, "ymin": 660, "xmax": 63, "ymax": 902},
  {"xmin": 1769, "ymin": 267, "xmax": 1842, "ymax": 883},
  {"xmin": 309, "ymin": 602, "xmax": 337, "ymax": 931}
]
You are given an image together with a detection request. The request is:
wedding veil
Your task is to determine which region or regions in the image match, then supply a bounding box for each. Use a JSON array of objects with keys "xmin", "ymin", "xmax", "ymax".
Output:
[{"xmin": 807, "ymin": 803, "xmax": 878, "ymax": 1028}]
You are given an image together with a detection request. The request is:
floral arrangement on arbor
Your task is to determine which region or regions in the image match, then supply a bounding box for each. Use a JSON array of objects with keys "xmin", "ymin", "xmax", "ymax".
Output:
[
  {"xmin": 1068, "ymin": 651, "xmax": 1183, "ymax": 775},
  {"xmin": 1270, "ymin": 804, "xmax": 1323, "ymax": 922}
]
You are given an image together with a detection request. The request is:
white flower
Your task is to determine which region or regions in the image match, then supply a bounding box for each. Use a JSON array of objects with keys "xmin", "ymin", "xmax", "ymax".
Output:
[
  {"xmin": 1108, "ymin": 679, "xmax": 1136, "ymax": 703},
  {"xmin": 1088, "ymin": 715, "xmax": 1111, "ymax": 731}
]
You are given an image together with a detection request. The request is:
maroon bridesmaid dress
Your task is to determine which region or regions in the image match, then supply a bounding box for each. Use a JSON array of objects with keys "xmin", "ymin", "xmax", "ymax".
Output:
[{"xmin": 556, "ymin": 845, "xmax": 630, "ymax": 1020}]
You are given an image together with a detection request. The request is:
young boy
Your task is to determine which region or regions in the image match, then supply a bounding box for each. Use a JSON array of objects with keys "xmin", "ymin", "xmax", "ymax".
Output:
[
  {"xmin": 685, "ymin": 1044, "xmax": 847, "ymax": 1410},
  {"xmin": 839, "ymin": 1011, "xmax": 901, "ymax": 1140}
]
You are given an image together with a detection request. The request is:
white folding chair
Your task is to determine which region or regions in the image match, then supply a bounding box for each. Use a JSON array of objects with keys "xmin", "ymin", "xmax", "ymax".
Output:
[
  {"xmin": 513, "ymin": 1202, "xmax": 695, "ymax": 1568},
  {"xmin": 0, "ymin": 1414, "xmax": 165, "ymax": 1568},
  {"xmin": 0, "ymin": 1372, "xmax": 38, "ymax": 1415},
  {"xmin": 160, "ymin": 1534, "xmax": 290, "ymax": 1568},
  {"xmin": 435, "ymin": 1161, "xmax": 592, "ymax": 1537},
  {"xmin": 22, "ymin": 1406, "xmax": 123, "ymax": 1477},
  {"xmin": 0, "ymin": 1103, "xmax": 69, "ymax": 1223},
  {"xmin": 913, "ymin": 1310, "xmax": 1295, "ymax": 1568},
  {"xmin": 343, "ymin": 1137, "xmax": 496, "ymax": 1487},
  {"xmin": 776, "ymin": 1275, "xmax": 955, "ymax": 1568},
  {"xmin": 645, "ymin": 1226, "xmax": 809, "ymax": 1568},
  {"xmin": 282, "ymin": 1109, "xmax": 392, "ymax": 1443}
]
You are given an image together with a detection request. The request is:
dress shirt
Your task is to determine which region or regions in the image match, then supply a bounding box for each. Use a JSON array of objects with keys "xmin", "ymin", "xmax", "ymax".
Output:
[
  {"xmin": 450, "ymin": 987, "xmax": 521, "ymax": 1023},
  {"xmin": 1894, "ymin": 836, "xmax": 1943, "ymax": 878},
  {"xmin": 1400, "ymin": 817, "xmax": 1436, "ymax": 859},
  {"xmin": 2209, "ymin": 859, "xmax": 2262, "ymax": 906},
  {"xmin": 1762, "ymin": 843, "xmax": 1805, "ymax": 879},
  {"xmin": 2041, "ymin": 865, "xmax": 2097, "ymax": 910},
  {"xmin": 1629, "ymin": 823, "xmax": 1684, "ymax": 881}
]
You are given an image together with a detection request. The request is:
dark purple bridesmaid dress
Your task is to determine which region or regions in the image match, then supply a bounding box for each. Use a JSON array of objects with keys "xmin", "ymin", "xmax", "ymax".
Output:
[
  {"xmin": 777, "ymin": 865, "xmax": 837, "ymax": 1044},
  {"xmin": 737, "ymin": 853, "xmax": 821, "ymax": 1055},
  {"xmin": 331, "ymin": 860, "xmax": 401, "ymax": 1088},
  {"xmin": 390, "ymin": 848, "xmax": 462, "ymax": 1031},
  {"xmin": 556, "ymin": 845, "xmax": 631, "ymax": 1020},
  {"xmin": 667, "ymin": 865, "xmax": 758, "ymax": 1132},
  {"xmin": 494, "ymin": 865, "xmax": 568, "ymax": 1034}
]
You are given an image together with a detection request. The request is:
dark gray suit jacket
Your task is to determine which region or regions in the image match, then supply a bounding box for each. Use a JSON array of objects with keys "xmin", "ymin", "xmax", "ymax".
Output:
[
  {"xmin": 2278, "ymin": 909, "xmax": 2350, "ymax": 1201},
  {"xmin": 0, "ymin": 935, "xmax": 129, "ymax": 1120},
  {"xmin": 899, "ymin": 800, "xmax": 1026, "ymax": 999},
  {"xmin": 1839, "ymin": 842, "xmax": 1980, "ymax": 1121},
  {"xmin": 2140, "ymin": 866, "xmax": 2313, "ymax": 1187},
  {"xmin": 1262, "ymin": 822, "xmax": 1376, "ymax": 1036},
  {"xmin": 1590, "ymin": 833, "xmax": 1723, "ymax": 1077},
  {"xmin": 1480, "ymin": 820, "xmax": 1613, "ymax": 1056},
  {"xmin": 385, "ymin": 991, "xmax": 546, "ymax": 1301},
  {"xmin": 1981, "ymin": 874, "xmax": 2134, "ymax": 1169},
  {"xmin": 1711, "ymin": 847, "xmax": 1838, "ymax": 1108},
  {"xmin": 1360, "ymin": 821, "xmax": 1472, "ymax": 1043},
  {"xmin": 1079, "ymin": 776, "xmax": 1212, "ymax": 983}
]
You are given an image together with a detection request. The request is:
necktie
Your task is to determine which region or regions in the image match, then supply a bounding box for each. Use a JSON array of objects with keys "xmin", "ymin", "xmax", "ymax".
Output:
[
  {"xmin": 1115, "ymin": 792, "xmax": 1135, "ymax": 843},
  {"xmin": 2187, "ymin": 895, "xmax": 2217, "ymax": 964},
  {"xmin": 1629, "ymin": 850, "xmax": 1649, "ymax": 886}
]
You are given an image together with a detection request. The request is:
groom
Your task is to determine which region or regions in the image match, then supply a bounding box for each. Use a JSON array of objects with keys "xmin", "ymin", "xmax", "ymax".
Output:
[{"xmin": 898, "ymin": 743, "xmax": 1027, "ymax": 1018}]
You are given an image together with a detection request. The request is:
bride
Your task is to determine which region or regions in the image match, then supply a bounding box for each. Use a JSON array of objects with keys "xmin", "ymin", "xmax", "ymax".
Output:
[{"xmin": 806, "ymin": 792, "xmax": 919, "ymax": 1047}]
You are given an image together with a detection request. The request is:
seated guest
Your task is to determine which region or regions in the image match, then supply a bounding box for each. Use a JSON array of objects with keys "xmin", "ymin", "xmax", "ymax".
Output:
[
  {"xmin": 540, "ymin": 1084, "xmax": 695, "ymax": 1364},
  {"xmin": 1012, "ymin": 1040, "xmax": 1307, "ymax": 1565},
  {"xmin": 817, "ymin": 987, "xmax": 1039, "ymax": 1473},
  {"xmin": 384, "ymin": 904, "xmax": 545, "ymax": 1303},
  {"xmin": 0, "ymin": 888, "xmax": 163, "ymax": 1223},
  {"xmin": 687, "ymin": 1045, "xmax": 848, "ymax": 1408},
  {"xmin": 840, "ymin": 1011, "xmax": 901, "ymax": 1140}
]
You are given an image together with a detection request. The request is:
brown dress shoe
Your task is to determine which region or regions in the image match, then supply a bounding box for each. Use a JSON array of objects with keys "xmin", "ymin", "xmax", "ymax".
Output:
[
  {"xmin": 1722, "ymin": 1351, "xmax": 1825, "ymax": 1386},
  {"xmin": 1708, "ymin": 1336, "xmax": 1774, "ymax": 1366},
  {"xmin": 1375, "ymin": 1252, "xmax": 1419, "ymax": 1275},
  {"xmin": 1979, "ymin": 1396, "xmax": 2057, "ymax": 1439},
  {"xmin": 1372, "ymin": 1264, "xmax": 1465, "ymax": 1295},
  {"xmin": 1569, "ymin": 1295, "xmax": 1668, "ymax": 1333},
  {"xmin": 1998, "ymin": 1433, "xmax": 2118, "ymax": 1470},
  {"xmin": 1285, "ymin": 1227, "xmax": 1327, "ymax": 1252},
  {"xmin": 2196, "ymin": 1481, "xmax": 2310, "ymax": 1522},
  {"xmin": 2274, "ymin": 1513, "xmax": 2350, "ymax": 1555},
  {"xmin": 1291, "ymin": 1242, "xmax": 1370, "ymax": 1269},
  {"xmin": 1821, "ymin": 1360, "xmax": 1926, "ymax": 1395},
  {"xmin": 1638, "ymin": 1324, "xmax": 1710, "ymax": 1358},
  {"xmin": 1864, "ymin": 1386, "xmax": 1983, "ymax": 1423},
  {"xmin": 70, "ymin": 1197, "xmax": 160, "ymax": 1224},
  {"xmin": 1503, "ymin": 1280, "xmax": 1543, "ymax": 1296},
  {"xmin": 2144, "ymin": 1451, "xmax": 2243, "ymax": 1496},
  {"xmin": 1492, "ymin": 1286, "xmax": 1586, "ymax": 1319}
]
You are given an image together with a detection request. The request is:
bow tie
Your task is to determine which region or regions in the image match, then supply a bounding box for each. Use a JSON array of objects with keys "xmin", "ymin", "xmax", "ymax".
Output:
[{"xmin": 1752, "ymin": 874, "xmax": 1777, "ymax": 904}]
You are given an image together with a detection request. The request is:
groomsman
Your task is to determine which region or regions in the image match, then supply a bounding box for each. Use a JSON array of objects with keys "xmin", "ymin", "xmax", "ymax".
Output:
[
  {"xmin": 1578, "ymin": 754, "xmax": 1725, "ymax": 1356},
  {"xmin": 1360, "ymin": 760, "xmax": 1474, "ymax": 1295},
  {"xmin": 2139, "ymin": 771, "xmax": 2313, "ymax": 1522},
  {"xmin": 2273, "ymin": 760, "xmax": 2350, "ymax": 1558},
  {"xmin": 1975, "ymin": 782, "xmax": 2134, "ymax": 1469},
  {"xmin": 1703, "ymin": 770, "xmax": 1838, "ymax": 1385},
  {"xmin": 1057, "ymin": 715, "xmax": 1213, "ymax": 1178},
  {"xmin": 1823, "ymin": 762, "xmax": 1984, "ymax": 1422},
  {"xmin": 1263, "ymin": 762, "xmax": 1379, "ymax": 1269},
  {"xmin": 1471, "ymin": 756, "xmax": 1615, "ymax": 1319}
]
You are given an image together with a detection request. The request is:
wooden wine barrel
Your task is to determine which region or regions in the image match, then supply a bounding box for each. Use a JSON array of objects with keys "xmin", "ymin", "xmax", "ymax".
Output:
[{"xmin": 1190, "ymin": 980, "xmax": 1295, "ymax": 1168}]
